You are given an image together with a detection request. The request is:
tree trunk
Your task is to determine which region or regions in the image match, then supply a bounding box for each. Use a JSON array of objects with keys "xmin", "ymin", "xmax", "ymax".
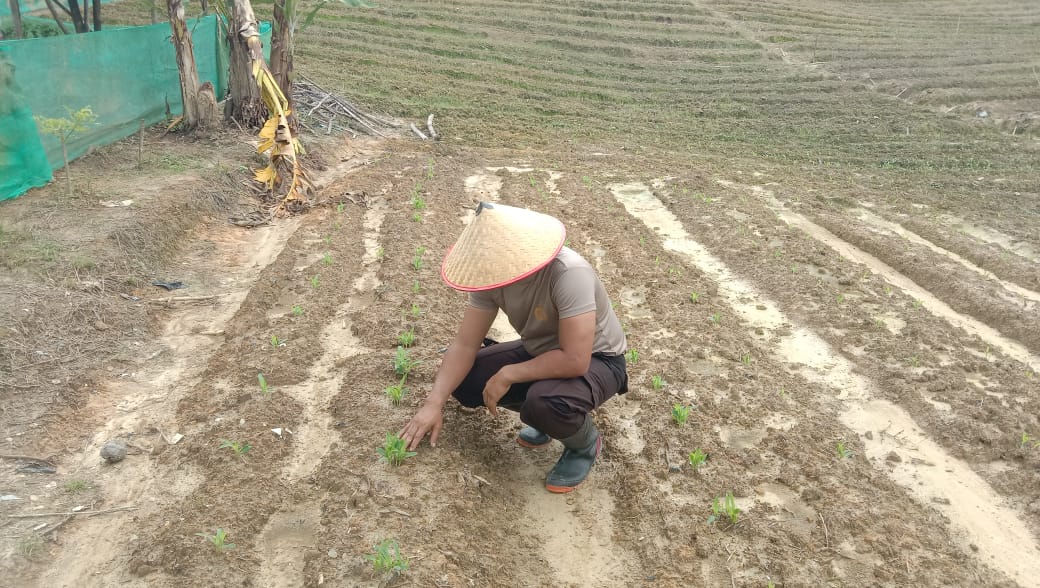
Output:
[
  {"xmin": 166, "ymin": 0, "xmax": 218, "ymax": 132},
  {"xmin": 91, "ymin": 0, "xmax": 100, "ymax": 30},
  {"xmin": 67, "ymin": 0, "xmax": 87, "ymax": 33},
  {"xmin": 270, "ymin": 0, "xmax": 293, "ymax": 102},
  {"xmin": 227, "ymin": 0, "xmax": 267, "ymax": 127},
  {"xmin": 8, "ymin": 0, "xmax": 24, "ymax": 39},
  {"xmin": 43, "ymin": 0, "xmax": 70, "ymax": 34}
]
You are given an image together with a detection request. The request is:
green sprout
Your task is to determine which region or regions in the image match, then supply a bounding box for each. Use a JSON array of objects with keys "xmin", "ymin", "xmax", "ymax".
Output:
[
  {"xmin": 219, "ymin": 439, "xmax": 252, "ymax": 456},
  {"xmin": 874, "ymin": 318, "xmax": 885, "ymax": 328},
  {"xmin": 412, "ymin": 212, "xmax": 423, "ymax": 223},
  {"xmin": 672, "ymin": 404, "xmax": 691, "ymax": 426},
  {"xmin": 323, "ymin": 234, "xmax": 332, "ymax": 246},
  {"xmin": 17, "ymin": 534, "xmax": 44, "ymax": 559},
  {"xmin": 688, "ymin": 448, "xmax": 707, "ymax": 469},
  {"xmin": 195, "ymin": 528, "xmax": 235, "ymax": 552},
  {"xmin": 375, "ymin": 246, "xmax": 385, "ymax": 260},
  {"xmin": 336, "ymin": 203, "xmax": 346, "ymax": 214},
  {"xmin": 393, "ymin": 346, "xmax": 422, "ymax": 377},
  {"xmin": 366, "ymin": 538, "xmax": 409, "ymax": 575},
  {"xmin": 689, "ymin": 292, "xmax": 700, "ymax": 303},
  {"xmin": 650, "ymin": 375, "xmax": 665, "ymax": 390},
  {"xmin": 377, "ymin": 433, "xmax": 417, "ymax": 467},
  {"xmin": 426, "ymin": 159, "xmax": 435, "ymax": 179},
  {"xmin": 741, "ymin": 353, "xmax": 752, "ymax": 366},
  {"xmin": 836, "ymin": 293, "xmax": 845, "ymax": 304},
  {"xmin": 411, "ymin": 194, "xmax": 426, "ymax": 211},
  {"xmin": 625, "ymin": 348, "xmax": 639, "ymax": 364},
  {"xmin": 412, "ymin": 246, "xmax": 426, "ymax": 271},
  {"xmin": 709, "ymin": 312, "xmax": 721, "ymax": 325},
  {"xmin": 581, "ymin": 175, "xmax": 593, "ymax": 188},
  {"xmin": 322, "ymin": 252, "xmax": 333, "ymax": 266},
  {"xmin": 292, "ymin": 304, "xmax": 303, "ymax": 317},
  {"xmin": 385, "ymin": 376, "xmax": 408, "ymax": 405},
  {"xmin": 412, "ymin": 280, "xmax": 421, "ymax": 294},
  {"xmin": 270, "ymin": 335, "xmax": 281, "ymax": 348},
  {"xmin": 907, "ymin": 356, "xmax": 921, "ymax": 368},
  {"xmin": 884, "ymin": 285, "xmax": 893, "ymax": 295},
  {"xmin": 258, "ymin": 373, "xmax": 270, "ymax": 396},
  {"xmin": 1019, "ymin": 432, "xmax": 1040, "ymax": 449},
  {"xmin": 310, "ymin": 275, "xmax": 320, "ymax": 289},
  {"xmin": 707, "ymin": 491, "xmax": 740, "ymax": 526},
  {"xmin": 398, "ymin": 327, "xmax": 416, "ymax": 347},
  {"xmin": 836, "ymin": 441, "xmax": 854, "ymax": 459},
  {"xmin": 409, "ymin": 303, "xmax": 422, "ymax": 318},
  {"xmin": 64, "ymin": 479, "xmax": 90, "ymax": 493}
]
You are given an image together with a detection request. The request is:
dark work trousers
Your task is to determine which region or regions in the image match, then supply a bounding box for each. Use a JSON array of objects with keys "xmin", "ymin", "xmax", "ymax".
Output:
[{"xmin": 452, "ymin": 340, "xmax": 628, "ymax": 440}]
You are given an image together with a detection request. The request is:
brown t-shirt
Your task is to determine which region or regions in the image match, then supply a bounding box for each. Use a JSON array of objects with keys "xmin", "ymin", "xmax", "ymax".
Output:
[{"xmin": 468, "ymin": 247, "xmax": 627, "ymax": 357}]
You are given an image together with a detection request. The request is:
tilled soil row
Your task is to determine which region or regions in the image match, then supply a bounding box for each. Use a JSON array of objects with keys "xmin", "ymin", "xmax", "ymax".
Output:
[
  {"xmin": 810, "ymin": 210, "xmax": 1040, "ymax": 356},
  {"xmin": 656, "ymin": 176, "xmax": 1040, "ymax": 539},
  {"xmin": 495, "ymin": 168, "xmax": 1005, "ymax": 586}
]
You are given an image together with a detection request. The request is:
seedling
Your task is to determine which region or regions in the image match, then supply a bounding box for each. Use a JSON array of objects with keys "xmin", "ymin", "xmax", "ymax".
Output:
[
  {"xmin": 907, "ymin": 356, "xmax": 921, "ymax": 368},
  {"xmin": 322, "ymin": 252, "xmax": 333, "ymax": 266},
  {"xmin": 393, "ymin": 346, "xmax": 421, "ymax": 377},
  {"xmin": 1019, "ymin": 432, "xmax": 1040, "ymax": 449},
  {"xmin": 337, "ymin": 203, "xmax": 346, "ymax": 213},
  {"xmin": 366, "ymin": 538, "xmax": 409, "ymax": 575},
  {"xmin": 412, "ymin": 280, "xmax": 421, "ymax": 294},
  {"xmin": 689, "ymin": 292, "xmax": 700, "ymax": 303},
  {"xmin": 270, "ymin": 335, "xmax": 281, "ymax": 348},
  {"xmin": 672, "ymin": 404, "xmax": 691, "ymax": 426},
  {"xmin": 709, "ymin": 312, "xmax": 721, "ymax": 325},
  {"xmin": 874, "ymin": 318, "xmax": 885, "ymax": 328},
  {"xmin": 688, "ymin": 448, "xmax": 707, "ymax": 469},
  {"xmin": 773, "ymin": 249, "xmax": 783, "ymax": 259},
  {"xmin": 292, "ymin": 304, "xmax": 303, "ymax": 317},
  {"xmin": 625, "ymin": 348, "xmax": 639, "ymax": 364},
  {"xmin": 398, "ymin": 327, "xmax": 416, "ymax": 347},
  {"xmin": 195, "ymin": 528, "xmax": 235, "ymax": 553},
  {"xmin": 836, "ymin": 441, "xmax": 853, "ymax": 459},
  {"xmin": 385, "ymin": 376, "xmax": 408, "ymax": 405},
  {"xmin": 310, "ymin": 275, "xmax": 320, "ymax": 289},
  {"xmin": 323, "ymin": 234, "xmax": 332, "ymax": 246},
  {"xmin": 409, "ymin": 303, "xmax": 422, "ymax": 318},
  {"xmin": 411, "ymin": 194, "xmax": 426, "ymax": 211},
  {"xmin": 707, "ymin": 496, "xmax": 721, "ymax": 526},
  {"xmin": 258, "ymin": 373, "xmax": 271, "ymax": 396},
  {"xmin": 17, "ymin": 534, "xmax": 44, "ymax": 558},
  {"xmin": 741, "ymin": 353, "xmax": 752, "ymax": 366},
  {"xmin": 426, "ymin": 159, "xmax": 435, "ymax": 179},
  {"xmin": 412, "ymin": 212, "xmax": 423, "ymax": 223},
  {"xmin": 884, "ymin": 286, "xmax": 893, "ymax": 296},
  {"xmin": 528, "ymin": 175, "xmax": 536, "ymax": 187},
  {"xmin": 650, "ymin": 375, "xmax": 665, "ymax": 390},
  {"xmin": 376, "ymin": 246, "xmax": 385, "ymax": 260},
  {"xmin": 377, "ymin": 432, "xmax": 417, "ymax": 466},
  {"xmin": 912, "ymin": 299, "xmax": 923, "ymax": 309},
  {"xmin": 723, "ymin": 491, "xmax": 741, "ymax": 524},
  {"xmin": 64, "ymin": 479, "xmax": 90, "ymax": 493},
  {"xmin": 581, "ymin": 175, "xmax": 593, "ymax": 188},
  {"xmin": 836, "ymin": 293, "xmax": 845, "ymax": 304},
  {"xmin": 219, "ymin": 439, "xmax": 252, "ymax": 456},
  {"xmin": 412, "ymin": 247, "xmax": 426, "ymax": 271}
]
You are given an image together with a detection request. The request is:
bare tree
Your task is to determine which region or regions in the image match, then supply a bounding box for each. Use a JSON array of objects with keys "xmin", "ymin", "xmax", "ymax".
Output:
[
  {"xmin": 224, "ymin": 0, "xmax": 266, "ymax": 127},
  {"xmin": 7, "ymin": 0, "xmax": 24, "ymax": 38}
]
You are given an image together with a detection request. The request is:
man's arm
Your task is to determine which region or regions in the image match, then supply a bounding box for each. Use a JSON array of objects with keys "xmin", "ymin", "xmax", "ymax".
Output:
[
  {"xmin": 400, "ymin": 305, "xmax": 496, "ymax": 449},
  {"xmin": 482, "ymin": 310, "xmax": 594, "ymax": 415}
]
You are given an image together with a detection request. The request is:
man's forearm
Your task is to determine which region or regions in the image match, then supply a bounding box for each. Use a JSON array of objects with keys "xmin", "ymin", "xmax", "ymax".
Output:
[
  {"xmin": 500, "ymin": 349, "xmax": 589, "ymax": 385},
  {"xmin": 425, "ymin": 343, "xmax": 480, "ymax": 407}
]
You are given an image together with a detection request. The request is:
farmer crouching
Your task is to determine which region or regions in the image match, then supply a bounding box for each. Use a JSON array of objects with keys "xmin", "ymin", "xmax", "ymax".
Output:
[{"xmin": 400, "ymin": 202, "xmax": 628, "ymax": 493}]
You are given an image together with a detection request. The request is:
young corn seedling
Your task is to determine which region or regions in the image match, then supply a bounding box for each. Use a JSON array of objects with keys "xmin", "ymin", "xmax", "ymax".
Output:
[
  {"xmin": 322, "ymin": 252, "xmax": 333, "ymax": 266},
  {"xmin": 671, "ymin": 404, "xmax": 692, "ymax": 426},
  {"xmin": 409, "ymin": 303, "xmax": 422, "ymax": 318},
  {"xmin": 64, "ymin": 479, "xmax": 90, "ymax": 493},
  {"xmin": 709, "ymin": 312, "xmax": 721, "ymax": 325},
  {"xmin": 291, "ymin": 304, "xmax": 303, "ymax": 317},
  {"xmin": 411, "ymin": 247, "xmax": 426, "ymax": 271},
  {"xmin": 377, "ymin": 433, "xmax": 417, "ymax": 466},
  {"xmin": 257, "ymin": 373, "xmax": 271, "ymax": 396},
  {"xmin": 393, "ymin": 346, "xmax": 422, "ymax": 377},
  {"xmin": 323, "ymin": 234, "xmax": 332, "ymax": 246},
  {"xmin": 625, "ymin": 348, "xmax": 639, "ymax": 364},
  {"xmin": 426, "ymin": 159, "xmax": 435, "ymax": 179},
  {"xmin": 707, "ymin": 496, "xmax": 722, "ymax": 526},
  {"xmin": 741, "ymin": 353, "xmax": 752, "ymax": 366},
  {"xmin": 412, "ymin": 212, "xmax": 423, "ymax": 223},
  {"xmin": 836, "ymin": 293, "xmax": 845, "ymax": 304},
  {"xmin": 411, "ymin": 193, "xmax": 426, "ymax": 211},
  {"xmin": 689, "ymin": 291, "xmax": 700, "ymax": 303},
  {"xmin": 270, "ymin": 335, "xmax": 282, "ymax": 348},
  {"xmin": 336, "ymin": 203, "xmax": 346, "ymax": 214},
  {"xmin": 310, "ymin": 275, "xmax": 320, "ymax": 289},
  {"xmin": 398, "ymin": 327, "xmax": 416, "ymax": 348},
  {"xmin": 385, "ymin": 376, "xmax": 408, "ymax": 406},
  {"xmin": 723, "ymin": 491, "xmax": 740, "ymax": 524},
  {"xmin": 650, "ymin": 375, "xmax": 665, "ymax": 390},
  {"xmin": 836, "ymin": 441, "xmax": 854, "ymax": 459},
  {"xmin": 688, "ymin": 448, "xmax": 707, "ymax": 469},
  {"xmin": 376, "ymin": 246, "xmax": 385, "ymax": 260},
  {"xmin": 219, "ymin": 439, "xmax": 252, "ymax": 456},
  {"xmin": 195, "ymin": 528, "xmax": 235, "ymax": 553},
  {"xmin": 1019, "ymin": 432, "xmax": 1040, "ymax": 449},
  {"xmin": 366, "ymin": 538, "xmax": 409, "ymax": 575},
  {"xmin": 412, "ymin": 280, "xmax": 421, "ymax": 294}
]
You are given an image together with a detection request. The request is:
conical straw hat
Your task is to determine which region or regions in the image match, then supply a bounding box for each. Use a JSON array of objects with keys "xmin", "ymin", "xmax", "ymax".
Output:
[{"xmin": 441, "ymin": 202, "xmax": 566, "ymax": 291}]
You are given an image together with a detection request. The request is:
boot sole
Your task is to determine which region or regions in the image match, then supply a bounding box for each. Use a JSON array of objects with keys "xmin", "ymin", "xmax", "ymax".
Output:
[
  {"xmin": 544, "ymin": 436, "xmax": 601, "ymax": 493},
  {"xmin": 517, "ymin": 437, "xmax": 552, "ymax": 449}
]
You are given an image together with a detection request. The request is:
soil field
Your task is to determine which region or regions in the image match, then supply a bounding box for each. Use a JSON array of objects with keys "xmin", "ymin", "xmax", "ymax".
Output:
[{"xmin": 2, "ymin": 0, "xmax": 1039, "ymax": 587}]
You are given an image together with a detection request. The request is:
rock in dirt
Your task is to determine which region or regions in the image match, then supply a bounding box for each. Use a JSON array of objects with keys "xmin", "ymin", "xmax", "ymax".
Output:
[
  {"xmin": 101, "ymin": 440, "xmax": 128, "ymax": 463},
  {"xmin": 886, "ymin": 451, "xmax": 902, "ymax": 463}
]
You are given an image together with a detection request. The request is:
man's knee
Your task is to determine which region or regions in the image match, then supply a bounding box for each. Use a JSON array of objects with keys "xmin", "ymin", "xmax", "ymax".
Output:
[{"xmin": 521, "ymin": 387, "xmax": 582, "ymax": 439}]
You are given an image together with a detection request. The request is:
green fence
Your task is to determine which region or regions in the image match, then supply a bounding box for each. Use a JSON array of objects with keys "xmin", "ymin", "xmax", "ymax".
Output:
[{"xmin": 0, "ymin": 16, "xmax": 271, "ymax": 201}]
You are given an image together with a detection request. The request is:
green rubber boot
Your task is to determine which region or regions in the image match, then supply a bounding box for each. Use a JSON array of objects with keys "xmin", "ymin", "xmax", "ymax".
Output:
[
  {"xmin": 517, "ymin": 426, "xmax": 552, "ymax": 448},
  {"xmin": 545, "ymin": 416, "xmax": 601, "ymax": 493}
]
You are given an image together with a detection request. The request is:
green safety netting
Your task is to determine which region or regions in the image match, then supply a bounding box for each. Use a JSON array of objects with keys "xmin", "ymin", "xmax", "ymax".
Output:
[{"xmin": 0, "ymin": 16, "xmax": 271, "ymax": 201}]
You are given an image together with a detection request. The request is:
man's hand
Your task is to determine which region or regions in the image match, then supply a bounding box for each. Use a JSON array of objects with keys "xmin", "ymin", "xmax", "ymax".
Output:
[
  {"xmin": 400, "ymin": 402, "xmax": 444, "ymax": 451},
  {"xmin": 482, "ymin": 367, "xmax": 513, "ymax": 417}
]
